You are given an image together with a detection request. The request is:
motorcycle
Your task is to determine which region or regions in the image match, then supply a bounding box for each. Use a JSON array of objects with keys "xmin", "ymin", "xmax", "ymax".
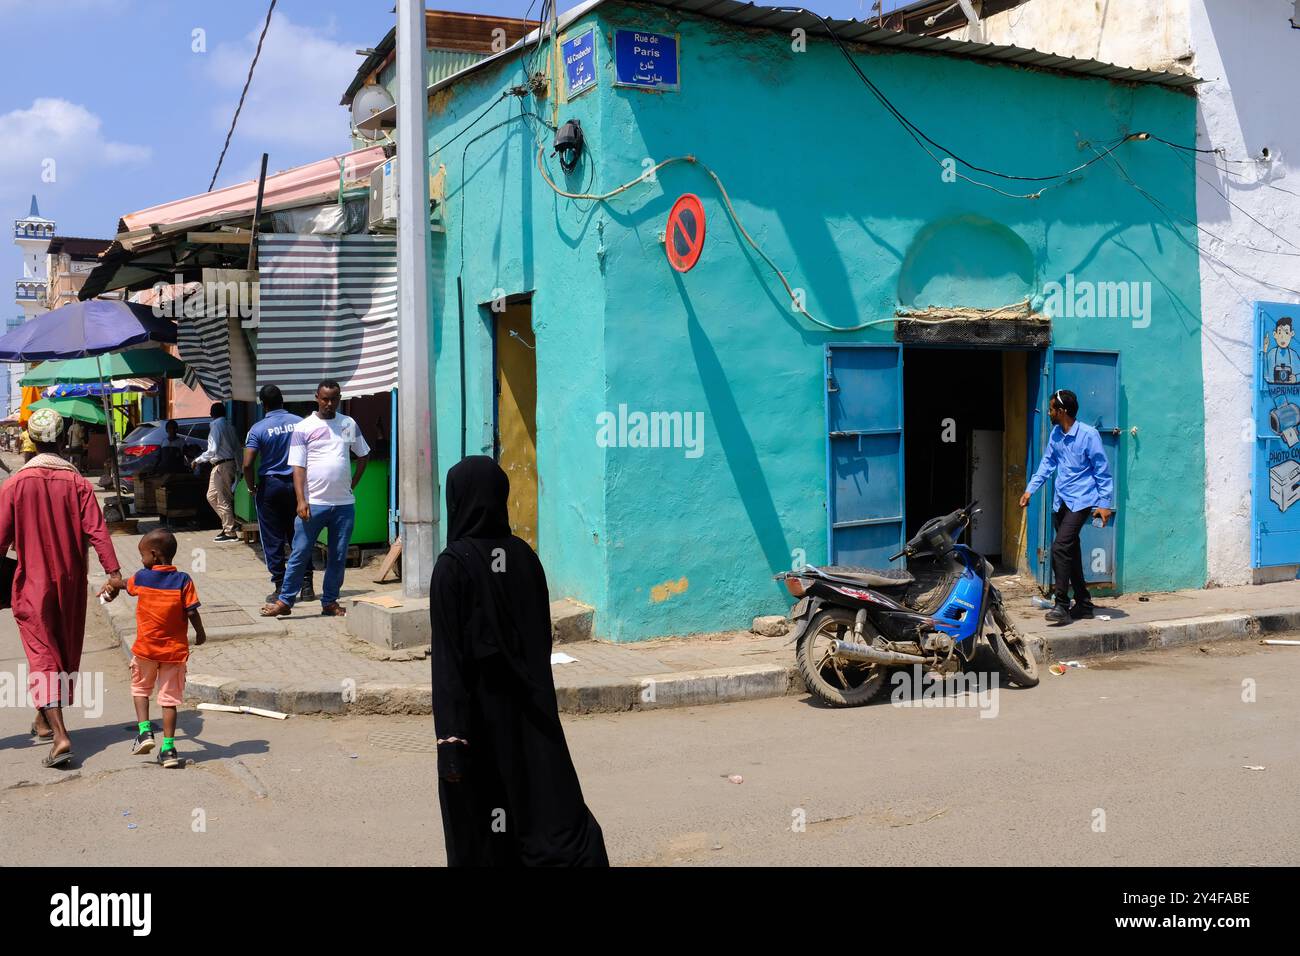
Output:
[{"xmin": 776, "ymin": 500, "xmax": 1038, "ymax": 707}]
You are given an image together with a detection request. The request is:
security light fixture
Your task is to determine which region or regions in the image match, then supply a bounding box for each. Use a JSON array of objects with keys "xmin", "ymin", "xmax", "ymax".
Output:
[{"xmin": 553, "ymin": 119, "xmax": 584, "ymax": 174}]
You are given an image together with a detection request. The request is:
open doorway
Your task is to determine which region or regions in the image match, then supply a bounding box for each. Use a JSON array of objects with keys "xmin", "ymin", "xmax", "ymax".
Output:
[{"xmin": 903, "ymin": 348, "xmax": 1036, "ymax": 570}]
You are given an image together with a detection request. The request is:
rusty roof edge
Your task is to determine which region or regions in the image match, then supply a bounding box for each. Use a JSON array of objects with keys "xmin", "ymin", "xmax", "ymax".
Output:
[{"xmin": 361, "ymin": 0, "xmax": 1202, "ymax": 130}]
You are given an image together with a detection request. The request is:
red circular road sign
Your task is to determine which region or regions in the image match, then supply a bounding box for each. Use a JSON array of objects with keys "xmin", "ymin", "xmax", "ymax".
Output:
[{"xmin": 665, "ymin": 193, "xmax": 706, "ymax": 273}]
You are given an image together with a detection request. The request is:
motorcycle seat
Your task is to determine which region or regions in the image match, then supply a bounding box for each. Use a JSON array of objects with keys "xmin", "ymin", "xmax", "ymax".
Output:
[{"xmin": 821, "ymin": 565, "xmax": 915, "ymax": 589}]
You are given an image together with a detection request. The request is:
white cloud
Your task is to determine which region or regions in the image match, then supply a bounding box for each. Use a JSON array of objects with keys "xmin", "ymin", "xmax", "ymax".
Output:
[
  {"xmin": 0, "ymin": 98, "xmax": 151, "ymax": 206},
  {"xmin": 207, "ymin": 12, "xmax": 359, "ymax": 159}
]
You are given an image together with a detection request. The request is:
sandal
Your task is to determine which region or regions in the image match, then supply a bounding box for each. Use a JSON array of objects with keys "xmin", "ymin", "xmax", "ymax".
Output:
[
  {"xmin": 30, "ymin": 722, "xmax": 54, "ymax": 743},
  {"xmin": 321, "ymin": 602, "xmax": 347, "ymax": 617},
  {"xmin": 42, "ymin": 749, "xmax": 73, "ymax": 769},
  {"xmin": 260, "ymin": 600, "xmax": 292, "ymax": 617}
]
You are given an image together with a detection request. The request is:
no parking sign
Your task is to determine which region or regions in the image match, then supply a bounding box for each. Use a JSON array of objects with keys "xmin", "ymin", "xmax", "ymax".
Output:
[{"xmin": 665, "ymin": 194, "xmax": 705, "ymax": 273}]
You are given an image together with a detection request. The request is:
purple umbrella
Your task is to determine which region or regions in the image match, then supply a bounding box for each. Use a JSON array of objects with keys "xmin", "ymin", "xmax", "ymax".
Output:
[
  {"xmin": 0, "ymin": 299, "xmax": 176, "ymax": 361},
  {"xmin": 0, "ymin": 299, "xmax": 177, "ymax": 516}
]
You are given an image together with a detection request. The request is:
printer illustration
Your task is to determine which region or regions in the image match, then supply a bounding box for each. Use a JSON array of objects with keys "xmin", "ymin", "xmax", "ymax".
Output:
[
  {"xmin": 1270, "ymin": 460, "xmax": 1300, "ymax": 513},
  {"xmin": 1270, "ymin": 402, "xmax": 1300, "ymax": 448}
]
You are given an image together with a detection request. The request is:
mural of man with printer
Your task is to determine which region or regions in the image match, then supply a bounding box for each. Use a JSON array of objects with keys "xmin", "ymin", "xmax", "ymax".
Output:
[{"xmin": 1264, "ymin": 315, "xmax": 1300, "ymax": 384}]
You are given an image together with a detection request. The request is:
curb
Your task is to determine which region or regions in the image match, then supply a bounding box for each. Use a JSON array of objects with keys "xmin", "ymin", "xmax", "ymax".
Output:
[
  {"xmin": 1026, "ymin": 606, "xmax": 1300, "ymax": 661},
  {"xmin": 553, "ymin": 663, "xmax": 805, "ymax": 714},
  {"xmin": 93, "ymin": 598, "xmax": 1300, "ymax": 717}
]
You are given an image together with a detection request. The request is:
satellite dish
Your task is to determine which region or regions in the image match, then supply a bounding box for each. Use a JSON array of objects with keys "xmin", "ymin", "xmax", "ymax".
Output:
[{"xmin": 351, "ymin": 85, "xmax": 395, "ymax": 140}]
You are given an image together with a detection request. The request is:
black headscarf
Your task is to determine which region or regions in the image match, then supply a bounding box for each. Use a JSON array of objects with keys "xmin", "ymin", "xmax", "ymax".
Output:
[
  {"xmin": 446, "ymin": 455, "xmax": 512, "ymax": 542},
  {"xmin": 437, "ymin": 456, "xmax": 549, "ymax": 694}
]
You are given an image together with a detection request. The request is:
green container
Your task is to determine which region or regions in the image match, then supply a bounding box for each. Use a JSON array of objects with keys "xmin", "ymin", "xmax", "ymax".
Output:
[
  {"xmin": 234, "ymin": 467, "xmax": 256, "ymax": 523},
  {"xmin": 233, "ymin": 459, "xmax": 390, "ymax": 545}
]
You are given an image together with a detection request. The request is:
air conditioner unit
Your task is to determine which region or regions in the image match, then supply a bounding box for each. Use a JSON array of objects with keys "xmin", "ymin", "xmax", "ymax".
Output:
[{"xmin": 368, "ymin": 158, "xmax": 398, "ymax": 231}]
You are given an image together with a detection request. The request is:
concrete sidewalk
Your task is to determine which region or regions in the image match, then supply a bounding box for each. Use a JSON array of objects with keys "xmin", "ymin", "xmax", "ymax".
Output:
[{"xmin": 86, "ymin": 510, "xmax": 1300, "ymax": 715}]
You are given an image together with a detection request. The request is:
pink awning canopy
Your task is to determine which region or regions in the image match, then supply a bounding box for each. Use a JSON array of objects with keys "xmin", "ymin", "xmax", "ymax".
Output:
[{"xmin": 118, "ymin": 146, "xmax": 387, "ymax": 234}]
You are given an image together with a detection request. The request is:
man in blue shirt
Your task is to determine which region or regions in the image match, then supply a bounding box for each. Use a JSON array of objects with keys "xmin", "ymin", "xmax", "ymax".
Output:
[
  {"xmin": 243, "ymin": 385, "xmax": 313, "ymax": 603},
  {"xmin": 1019, "ymin": 388, "xmax": 1115, "ymax": 625}
]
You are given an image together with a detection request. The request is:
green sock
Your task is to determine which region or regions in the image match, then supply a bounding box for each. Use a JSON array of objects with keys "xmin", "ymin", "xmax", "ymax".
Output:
[
  {"xmin": 162, "ymin": 737, "xmax": 175, "ymax": 750},
  {"xmin": 138, "ymin": 721, "xmax": 152, "ymax": 735}
]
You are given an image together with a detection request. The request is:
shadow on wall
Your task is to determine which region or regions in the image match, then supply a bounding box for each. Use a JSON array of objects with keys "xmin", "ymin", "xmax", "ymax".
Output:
[
  {"xmin": 897, "ymin": 215, "xmax": 1036, "ymax": 310},
  {"xmin": 679, "ymin": 272, "xmax": 792, "ymax": 591}
]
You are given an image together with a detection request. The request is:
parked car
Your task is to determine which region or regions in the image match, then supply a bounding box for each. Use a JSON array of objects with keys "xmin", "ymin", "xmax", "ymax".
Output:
[{"xmin": 111, "ymin": 417, "xmax": 210, "ymax": 489}]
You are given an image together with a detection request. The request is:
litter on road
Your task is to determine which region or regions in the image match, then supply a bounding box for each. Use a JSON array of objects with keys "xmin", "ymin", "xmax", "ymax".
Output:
[
  {"xmin": 1049, "ymin": 661, "xmax": 1087, "ymax": 675},
  {"xmin": 1261, "ymin": 639, "xmax": 1300, "ymax": 646},
  {"xmin": 197, "ymin": 702, "xmax": 289, "ymax": 720},
  {"xmin": 551, "ymin": 651, "xmax": 580, "ymax": 665},
  {"xmin": 1243, "ymin": 765, "xmax": 1266, "ymax": 771}
]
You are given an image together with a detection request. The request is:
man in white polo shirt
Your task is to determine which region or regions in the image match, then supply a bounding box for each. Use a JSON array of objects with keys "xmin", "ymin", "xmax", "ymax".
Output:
[{"xmin": 260, "ymin": 380, "xmax": 369, "ymax": 618}]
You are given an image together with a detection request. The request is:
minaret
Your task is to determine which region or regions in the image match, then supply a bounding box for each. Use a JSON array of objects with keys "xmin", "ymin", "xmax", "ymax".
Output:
[
  {"xmin": 11, "ymin": 195, "xmax": 54, "ymax": 413},
  {"xmin": 15, "ymin": 195, "xmax": 53, "ymax": 320}
]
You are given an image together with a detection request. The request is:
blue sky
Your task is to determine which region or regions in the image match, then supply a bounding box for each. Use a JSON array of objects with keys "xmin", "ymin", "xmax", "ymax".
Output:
[{"xmin": 1, "ymin": 0, "xmax": 912, "ymax": 306}]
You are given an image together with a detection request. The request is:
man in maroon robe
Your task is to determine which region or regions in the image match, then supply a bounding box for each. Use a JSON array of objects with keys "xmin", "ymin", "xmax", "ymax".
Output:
[{"xmin": 0, "ymin": 408, "xmax": 123, "ymax": 767}]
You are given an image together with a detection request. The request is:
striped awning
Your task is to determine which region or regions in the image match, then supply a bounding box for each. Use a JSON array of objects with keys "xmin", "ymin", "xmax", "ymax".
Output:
[
  {"xmin": 256, "ymin": 234, "xmax": 398, "ymax": 401},
  {"xmin": 175, "ymin": 270, "xmax": 257, "ymax": 402}
]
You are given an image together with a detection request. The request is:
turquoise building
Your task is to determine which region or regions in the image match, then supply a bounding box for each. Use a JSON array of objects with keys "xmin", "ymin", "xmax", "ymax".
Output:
[{"xmin": 422, "ymin": 0, "xmax": 1206, "ymax": 642}]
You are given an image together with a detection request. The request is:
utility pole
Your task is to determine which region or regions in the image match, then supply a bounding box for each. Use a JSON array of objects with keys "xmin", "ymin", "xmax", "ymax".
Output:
[{"xmin": 396, "ymin": 0, "xmax": 438, "ymax": 596}]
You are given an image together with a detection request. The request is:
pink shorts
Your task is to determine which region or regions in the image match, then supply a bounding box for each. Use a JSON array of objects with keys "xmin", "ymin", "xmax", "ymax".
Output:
[{"xmin": 130, "ymin": 658, "xmax": 186, "ymax": 708}]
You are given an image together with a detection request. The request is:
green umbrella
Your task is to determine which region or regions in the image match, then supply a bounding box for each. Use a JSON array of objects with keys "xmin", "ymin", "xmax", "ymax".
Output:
[
  {"xmin": 21, "ymin": 349, "xmax": 185, "ymax": 386},
  {"xmin": 29, "ymin": 396, "xmax": 108, "ymax": 426}
]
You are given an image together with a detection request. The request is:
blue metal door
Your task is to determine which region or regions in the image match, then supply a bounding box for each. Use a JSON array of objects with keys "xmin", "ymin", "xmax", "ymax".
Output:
[
  {"xmin": 1050, "ymin": 349, "xmax": 1121, "ymax": 587},
  {"xmin": 1025, "ymin": 350, "xmax": 1050, "ymax": 584},
  {"xmin": 826, "ymin": 345, "xmax": 905, "ymax": 568},
  {"xmin": 1252, "ymin": 301, "xmax": 1300, "ymax": 566}
]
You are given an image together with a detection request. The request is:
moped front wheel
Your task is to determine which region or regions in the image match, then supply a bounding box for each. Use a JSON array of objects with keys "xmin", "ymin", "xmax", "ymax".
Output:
[
  {"xmin": 986, "ymin": 602, "xmax": 1040, "ymax": 688},
  {"xmin": 796, "ymin": 607, "xmax": 892, "ymax": 707}
]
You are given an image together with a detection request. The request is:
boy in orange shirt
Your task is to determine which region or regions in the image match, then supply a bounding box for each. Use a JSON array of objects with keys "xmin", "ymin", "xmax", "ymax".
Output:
[{"xmin": 102, "ymin": 528, "xmax": 205, "ymax": 767}]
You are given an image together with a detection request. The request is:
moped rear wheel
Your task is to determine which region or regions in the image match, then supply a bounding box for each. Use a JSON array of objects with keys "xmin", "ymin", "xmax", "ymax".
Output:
[
  {"xmin": 796, "ymin": 607, "xmax": 891, "ymax": 707},
  {"xmin": 986, "ymin": 602, "xmax": 1040, "ymax": 688}
]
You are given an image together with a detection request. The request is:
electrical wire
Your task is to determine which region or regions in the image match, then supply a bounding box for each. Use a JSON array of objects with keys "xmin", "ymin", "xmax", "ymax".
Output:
[
  {"xmin": 1161, "ymin": 142, "xmax": 1300, "ymax": 202},
  {"xmin": 1162, "ymin": 145, "xmax": 1300, "ymax": 253},
  {"xmin": 772, "ymin": 5, "xmax": 1138, "ymax": 192},
  {"xmin": 525, "ymin": 0, "xmax": 552, "ymax": 79},
  {"xmin": 208, "ymin": 0, "xmax": 277, "ymax": 192},
  {"xmin": 461, "ymin": 107, "xmax": 556, "ymax": 276},
  {"xmin": 431, "ymin": 91, "xmax": 511, "ymax": 158},
  {"xmin": 1090, "ymin": 142, "xmax": 1300, "ymax": 260},
  {"xmin": 534, "ymin": 146, "xmax": 1029, "ymax": 332},
  {"xmin": 1094, "ymin": 144, "xmax": 1300, "ymax": 300}
]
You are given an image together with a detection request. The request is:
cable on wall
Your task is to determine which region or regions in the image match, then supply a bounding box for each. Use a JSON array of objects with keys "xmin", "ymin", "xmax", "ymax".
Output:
[{"xmin": 535, "ymin": 146, "xmax": 1033, "ymax": 332}]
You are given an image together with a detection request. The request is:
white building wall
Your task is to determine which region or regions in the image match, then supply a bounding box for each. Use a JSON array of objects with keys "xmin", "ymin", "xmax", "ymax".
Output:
[
  {"xmin": 954, "ymin": 0, "xmax": 1194, "ymax": 73},
  {"xmin": 948, "ymin": 0, "xmax": 1300, "ymax": 585},
  {"xmin": 1186, "ymin": 0, "xmax": 1300, "ymax": 584}
]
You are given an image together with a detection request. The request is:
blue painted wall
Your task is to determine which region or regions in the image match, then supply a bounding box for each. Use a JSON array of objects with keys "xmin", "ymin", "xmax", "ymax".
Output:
[{"xmin": 428, "ymin": 2, "xmax": 1206, "ymax": 642}]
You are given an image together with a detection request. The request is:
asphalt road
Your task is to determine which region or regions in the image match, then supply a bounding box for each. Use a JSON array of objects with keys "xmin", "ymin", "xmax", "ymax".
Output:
[{"xmin": 2, "ymin": 602, "xmax": 1297, "ymax": 866}]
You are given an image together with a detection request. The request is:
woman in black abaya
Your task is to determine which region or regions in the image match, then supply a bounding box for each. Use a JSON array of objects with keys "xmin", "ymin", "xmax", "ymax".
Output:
[{"xmin": 430, "ymin": 456, "xmax": 609, "ymax": 867}]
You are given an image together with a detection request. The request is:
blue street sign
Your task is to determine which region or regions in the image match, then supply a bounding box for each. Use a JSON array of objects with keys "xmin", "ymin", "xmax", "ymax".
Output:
[
  {"xmin": 563, "ymin": 29, "xmax": 596, "ymax": 99},
  {"xmin": 613, "ymin": 30, "xmax": 679, "ymax": 91}
]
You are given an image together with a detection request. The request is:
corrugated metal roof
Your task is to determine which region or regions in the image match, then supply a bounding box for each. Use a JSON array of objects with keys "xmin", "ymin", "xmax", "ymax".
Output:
[
  {"xmin": 359, "ymin": 0, "xmax": 1197, "ymax": 129},
  {"xmin": 118, "ymin": 146, "xmax": 386, "ymax": 235}
]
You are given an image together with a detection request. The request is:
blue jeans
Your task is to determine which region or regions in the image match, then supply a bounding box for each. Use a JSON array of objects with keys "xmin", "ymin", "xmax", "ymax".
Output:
[
  {"xmin": 278, "ymin": 503, "xmax": 355, "ymax": 607},
  {"xmin": 256, "ymin": 474, "xmax": 312, "ymax": 592}
]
